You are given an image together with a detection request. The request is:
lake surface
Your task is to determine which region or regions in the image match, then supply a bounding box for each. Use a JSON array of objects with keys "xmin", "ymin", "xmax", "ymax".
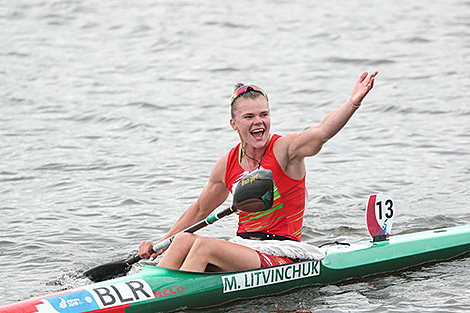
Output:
[{"xmin": 1, "ymin": 0, "xmax": 469, "ymax": 312}]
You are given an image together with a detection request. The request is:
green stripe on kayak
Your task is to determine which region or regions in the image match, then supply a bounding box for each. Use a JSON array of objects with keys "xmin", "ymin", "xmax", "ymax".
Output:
[{"xmin": 1, "ymin": 225, "xmax": 469, "ymax": 313}]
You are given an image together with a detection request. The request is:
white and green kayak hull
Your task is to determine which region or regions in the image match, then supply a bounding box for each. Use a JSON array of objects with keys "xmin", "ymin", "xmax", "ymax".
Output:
[{"xmin": 1, "ymin": 225, "xmax": 469, "ymax": 313}]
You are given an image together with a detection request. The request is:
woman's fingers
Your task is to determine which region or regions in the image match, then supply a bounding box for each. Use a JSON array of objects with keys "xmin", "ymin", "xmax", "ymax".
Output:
[
  {"xmin": 368, "ymin": 71, "xmax": 378, "ymax": 88},
  {"xmin": 357, "ymin": 71, "xmax": 369, "ymax": 84},
  {"xmin": 138, "ymin": 240, "xmax": 155, "ymax": 259},
  {"xmin": 350, "ymin": 71, "xmax": 378, "ymax": 104}
]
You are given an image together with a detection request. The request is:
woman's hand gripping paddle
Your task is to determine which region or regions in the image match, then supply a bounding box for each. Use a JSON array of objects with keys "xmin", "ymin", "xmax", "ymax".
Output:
[{"xmin": 83, "ymin": 169, "xmax": 274, "ymax": 282}]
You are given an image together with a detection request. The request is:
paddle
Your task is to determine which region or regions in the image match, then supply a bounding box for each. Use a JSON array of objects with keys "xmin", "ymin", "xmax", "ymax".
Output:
[{"xmin": 83, "ymin": 169, "xmax": 274, "ymax": 282}]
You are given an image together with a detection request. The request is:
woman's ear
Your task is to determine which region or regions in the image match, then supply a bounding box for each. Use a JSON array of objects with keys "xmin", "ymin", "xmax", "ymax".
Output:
[{"xmin": 230, "ymin": 118, "xmax": 238, "ymax": 132}]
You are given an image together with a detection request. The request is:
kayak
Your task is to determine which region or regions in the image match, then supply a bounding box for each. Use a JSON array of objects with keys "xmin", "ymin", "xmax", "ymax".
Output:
[{"xmin": 1, "ymin": 224, "xmax": 469, "ymax": 313}]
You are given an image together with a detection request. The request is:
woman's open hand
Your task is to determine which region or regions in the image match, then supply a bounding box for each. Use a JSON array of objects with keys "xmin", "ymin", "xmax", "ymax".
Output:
[{"xmin": 350, "ymin": 71, "xmax": 378, "ymax": 106}]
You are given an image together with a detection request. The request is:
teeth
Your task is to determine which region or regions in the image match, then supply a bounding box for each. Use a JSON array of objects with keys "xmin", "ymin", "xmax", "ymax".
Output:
[{"xmin": 252, "ymin": 129, "xmax": 264, "ymax": 133}]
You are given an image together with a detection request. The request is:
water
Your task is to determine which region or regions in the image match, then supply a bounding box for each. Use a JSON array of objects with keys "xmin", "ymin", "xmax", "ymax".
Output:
[{"xmin": 1, "ymin": 0, "xmax": 469, "ymax": 311}]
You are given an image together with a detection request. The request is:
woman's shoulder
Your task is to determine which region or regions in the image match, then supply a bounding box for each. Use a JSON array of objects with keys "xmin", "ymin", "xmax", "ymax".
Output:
[
  {"xmin": 215, "ymin": 152, "xmax": 230, "ymax": 169},
  {"xmin": 208, "ymin": 153, "xmax": 230, "ymax": 185},
  {"xmin": 272, "ymin": 132, "xmax": 305, "ymax": 170}
]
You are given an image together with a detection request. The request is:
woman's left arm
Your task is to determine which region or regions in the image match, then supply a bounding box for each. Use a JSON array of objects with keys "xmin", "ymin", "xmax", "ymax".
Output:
[{"xmin": 287, "ymin": 71, "xmax": 378, "ymax": 159}]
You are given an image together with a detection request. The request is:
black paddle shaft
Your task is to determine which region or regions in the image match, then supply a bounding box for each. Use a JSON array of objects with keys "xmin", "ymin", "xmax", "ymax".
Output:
[
  {"xmin": 148, "ymin": 206, "xmax": 236, "ymax": 254},
  {"xmin": 83, "ymin": 169, "xmax": 273, "ymax": 282},
  {"xmin": 83, "ymin": 206, "xmax": 238, "ymax": 282},
  {"xmin": 149, "ymin": 168, "xmax": 273, "ymax": 254}
]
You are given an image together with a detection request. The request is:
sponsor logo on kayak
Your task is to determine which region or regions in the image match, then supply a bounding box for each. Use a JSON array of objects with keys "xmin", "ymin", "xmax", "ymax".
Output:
[
  {"xmin": 38, "ymin": 290, "xmax": 99, "ymax": 313},
  {"xmin": 39, "ymin": 279, "xmax": 154, "ymax": 312},
  {"xmin": 221, "ymin": 261, "xmax": 320, "ymax": 293},
  {"xmin": 154, "ymin": 286, "xmax": 185, "ymax": 298}
]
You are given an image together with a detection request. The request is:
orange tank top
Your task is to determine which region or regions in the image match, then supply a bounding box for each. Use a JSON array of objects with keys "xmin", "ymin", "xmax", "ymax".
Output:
[{"xmin": 224, "ymin": 134, "xmax": 307, "ymax": 241}]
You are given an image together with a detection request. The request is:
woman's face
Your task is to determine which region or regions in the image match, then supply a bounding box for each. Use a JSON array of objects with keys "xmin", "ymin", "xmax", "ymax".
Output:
[{"xmin": 230, "ymin": 96, "xmax": 271, "ymax": 149}]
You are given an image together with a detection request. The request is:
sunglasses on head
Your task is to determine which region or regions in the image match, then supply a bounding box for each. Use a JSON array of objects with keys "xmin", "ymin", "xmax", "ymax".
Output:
[{"xmin": 231, "ymin": 85, "xmax": 268, "ymax": 102}]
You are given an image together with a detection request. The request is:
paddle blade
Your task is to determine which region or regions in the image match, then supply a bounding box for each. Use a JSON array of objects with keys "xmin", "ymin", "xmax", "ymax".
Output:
[
  {"xmin": 233, "ymin": 169, "xmax": 274, "ymax": 212},
  {"xmin": 83, "ymin": 255, "xmax": 140, "ymax": 282}
]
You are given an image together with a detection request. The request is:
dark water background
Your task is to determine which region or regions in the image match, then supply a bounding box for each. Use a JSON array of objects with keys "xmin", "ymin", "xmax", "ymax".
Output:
[{"xmin": 1, "ymin": 0, "xmax": 469, "ymax": 312}]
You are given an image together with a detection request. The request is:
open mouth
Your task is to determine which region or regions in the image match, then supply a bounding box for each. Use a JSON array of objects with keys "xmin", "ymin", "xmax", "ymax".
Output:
[{"xmin": 251, "ymin": 128, "xmax": 265, "ymax": 139}]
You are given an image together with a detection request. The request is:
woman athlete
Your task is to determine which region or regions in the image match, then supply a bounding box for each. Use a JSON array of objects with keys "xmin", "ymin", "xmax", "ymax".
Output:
[{"xmin": 138, "ymin": 71, "xmax": 378, "ymax": 272}]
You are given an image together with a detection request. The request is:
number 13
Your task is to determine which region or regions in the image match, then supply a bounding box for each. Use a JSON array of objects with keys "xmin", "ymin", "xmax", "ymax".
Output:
[{"xmin": 377, "ymin": 199, "xmax": 394, "ymax": 220}]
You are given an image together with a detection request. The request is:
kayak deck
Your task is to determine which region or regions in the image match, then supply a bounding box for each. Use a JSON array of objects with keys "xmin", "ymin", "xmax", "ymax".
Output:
[
  {"xmin": 137, "ymin": 225, "xmax": 470, "ymax": 311},
  {"xmin": 1, "ymin": 225, "xmax": 469, "ymax": 313}
]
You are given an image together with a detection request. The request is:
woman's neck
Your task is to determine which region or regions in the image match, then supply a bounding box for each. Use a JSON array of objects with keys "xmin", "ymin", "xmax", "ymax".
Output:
[{"xmin": 241, "ymin": 143, "xmax": 268, "ymax": 171}]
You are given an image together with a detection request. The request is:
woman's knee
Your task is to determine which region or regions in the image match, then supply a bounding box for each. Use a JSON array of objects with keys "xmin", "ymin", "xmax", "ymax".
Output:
[
  {"xmin": 168, "ymin": 233, "xmax": 198, "ymax": 251},
  {"xmin": 189, "ymin": 237, "xmax": 217, "ymax": 256},
  {"xmin": 172, "ymin": 232, "xmax": 196, "ymax": 244}
]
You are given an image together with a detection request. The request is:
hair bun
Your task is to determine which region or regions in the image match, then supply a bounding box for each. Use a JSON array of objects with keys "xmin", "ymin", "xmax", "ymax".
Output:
[{"xmin": 234, "ymin": 83, "xmax": 245, "ymax": 91}]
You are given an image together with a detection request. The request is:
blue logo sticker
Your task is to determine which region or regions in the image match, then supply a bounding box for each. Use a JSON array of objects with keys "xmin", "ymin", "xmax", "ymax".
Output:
[{"xmin": 45, "ymin": 290, "xmax": 99, "ymax": 313}]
